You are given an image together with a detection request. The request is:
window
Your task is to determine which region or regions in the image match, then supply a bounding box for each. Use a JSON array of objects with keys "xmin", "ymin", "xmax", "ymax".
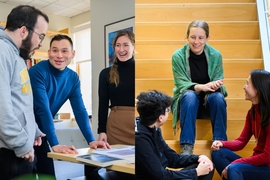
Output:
[
  {"xmin": 73, "ymin": 28, "xmax": 92, "ymax": 115},
  {"xmin": 58, "ymin": 27, "xmax": 92, "ymax": 118}
]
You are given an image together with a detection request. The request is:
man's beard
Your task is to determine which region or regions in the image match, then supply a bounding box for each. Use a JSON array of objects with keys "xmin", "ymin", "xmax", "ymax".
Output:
[{"xmin": 20, "ymin": 34, "xmax": 32, "ymax": 60}]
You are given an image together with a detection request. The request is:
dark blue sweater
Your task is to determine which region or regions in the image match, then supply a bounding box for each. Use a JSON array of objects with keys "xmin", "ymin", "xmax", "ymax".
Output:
[
  {"xmin": 29, "ymin": 60, "xmax": 94, "ymax": 146},
  {"xmin": 136, "ymin": 121, "xmax": 199, "ymax": 180}
]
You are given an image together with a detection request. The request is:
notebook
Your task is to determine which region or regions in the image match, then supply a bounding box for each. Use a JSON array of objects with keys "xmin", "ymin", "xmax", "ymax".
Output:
[{"xmin": 76, "ymin": 153, "xmax": 125, "ymax": 167}]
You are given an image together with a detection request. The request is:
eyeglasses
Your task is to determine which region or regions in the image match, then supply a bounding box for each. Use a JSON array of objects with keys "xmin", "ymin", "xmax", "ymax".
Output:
[
  {"xmin": 166, "ymin": 107, "xmax": 171, "ymax": 113},
  {"xmin": 26, "ymin": 26, "xmax": 45, "ymax": 42}
]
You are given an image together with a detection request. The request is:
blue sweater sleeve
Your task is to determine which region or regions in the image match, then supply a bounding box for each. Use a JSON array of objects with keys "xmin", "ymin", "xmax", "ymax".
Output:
[
  {"xmin": 29, "ymin": 63, "xmax": 59, "ymax": 146},
  {"xmin": 69, "ymin": 77, "xmax": 95, "ymax": 144}
]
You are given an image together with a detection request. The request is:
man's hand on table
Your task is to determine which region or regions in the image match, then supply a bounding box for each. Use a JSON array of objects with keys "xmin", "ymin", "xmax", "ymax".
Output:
[
  {"xmin": 89, "ymin": 141, "xmax": 111, "ymax": 149},
  {"xmin": 52, "ymin": 144, "xmax": 78, "ymax": 154}
]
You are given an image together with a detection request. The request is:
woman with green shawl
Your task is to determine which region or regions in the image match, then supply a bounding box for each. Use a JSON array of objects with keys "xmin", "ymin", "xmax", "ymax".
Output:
[{"xmin": 171, "ymin": 20, "xmax": 228, "ymax": 155}]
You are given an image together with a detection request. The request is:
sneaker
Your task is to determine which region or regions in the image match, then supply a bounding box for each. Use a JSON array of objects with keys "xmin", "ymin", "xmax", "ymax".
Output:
[{"xmin": 180, "ymin": 144, "xmax": 194, "ymax": 155}]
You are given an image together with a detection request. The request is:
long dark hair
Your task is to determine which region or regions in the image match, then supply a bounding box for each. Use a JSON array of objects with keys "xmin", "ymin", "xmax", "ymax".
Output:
[{"xmin": 250, "ymin": 69, "xmax": 270, "ymax": 128}]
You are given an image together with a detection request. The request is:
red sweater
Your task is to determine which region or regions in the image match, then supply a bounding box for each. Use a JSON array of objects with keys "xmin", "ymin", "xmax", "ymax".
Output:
[{"xmin": 222, "ymin": 104, "xmax": 270, "ymax": 166}]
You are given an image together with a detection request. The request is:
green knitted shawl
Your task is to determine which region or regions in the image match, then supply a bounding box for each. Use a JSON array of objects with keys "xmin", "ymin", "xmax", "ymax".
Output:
[{"xmin": 171, "ymin": 43, "xmax": 228, "ymax": 130}]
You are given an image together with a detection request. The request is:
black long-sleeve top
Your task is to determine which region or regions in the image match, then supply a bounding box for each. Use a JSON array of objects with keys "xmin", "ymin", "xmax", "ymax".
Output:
[
  {"xmin": 188, "ymin": 50, "xmax": 220, "ymax": 94},
  {"xmin": 136, "ymin": 121, "xmax": 200, "ymax": 180},
  {"xmin": 98, "ymin": 57, "xmax": 135, "ymax": 133}
]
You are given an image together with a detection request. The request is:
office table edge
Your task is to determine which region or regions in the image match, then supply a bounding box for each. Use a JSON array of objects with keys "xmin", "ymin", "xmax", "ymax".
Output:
[{"xmin": 47, "ymin": 148, "xmax": 135, "ymax": 175}]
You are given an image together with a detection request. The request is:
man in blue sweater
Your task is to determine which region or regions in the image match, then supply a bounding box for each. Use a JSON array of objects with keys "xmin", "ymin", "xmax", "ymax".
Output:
[{"xmin": 29, "ymin": 34, "xmax": 110, "ymax": 177}]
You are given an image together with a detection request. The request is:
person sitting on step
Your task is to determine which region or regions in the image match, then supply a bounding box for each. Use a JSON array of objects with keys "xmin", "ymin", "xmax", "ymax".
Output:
[
  {"xmin": 171, "ymin": 20, "xmax": 228, "ymax": 155},
  {"xmin": 135, "ymin": 90, "xmax": 214, "ymax": 180},
  {"xmin": 211, "ymin": 69, "xmax": 270, "ymax": 180}
]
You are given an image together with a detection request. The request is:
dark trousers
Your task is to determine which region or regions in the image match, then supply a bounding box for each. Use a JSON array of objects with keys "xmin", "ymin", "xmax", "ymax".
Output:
[
  {"xmin": 84, "ymin": 166, "xmax": 134, "ymax": 180},
  {"xmin": 84, "ymin": 166, "xmax": 103, "ymax": 180},
  {"xmin": 34, "ymin": 137, "xmax": 55, "ymax": 178},
  {"xmin": 0, "ymin": 148, "xmax": 36, "ymax": 180}
]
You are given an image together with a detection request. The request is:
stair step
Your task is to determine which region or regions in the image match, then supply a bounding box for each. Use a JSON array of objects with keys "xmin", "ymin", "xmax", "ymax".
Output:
[
  {"xmin": 135, "ymin": 99, "xmax": 252, "ymax": 127},
  {"xmin": 223, "ymin": 59, "xmax": 263, "ymax": 78},
  {"xmin": 136, "ymin": 40, "xmax": 261, "ymax": 59},
  {"xmin": 225, "ymin": 79, "xmax": 246, "ymax": 98},
  {"xmin": 136, "ymin": 22, "xmax": 259, "ymax": 40},
  {"xmin": 166, "ymin": 139, "xmax": 255, "ymax": 159},
  {"xmin": 136, "ymin": 78, "xmax": 257, "ymax": 98},
  {"xmin": 161, "ymin": 119, "xmax": 254, "ymax": 140},
  {"xmin": 136, "ymin": 3, "xmax": 257, "ymax": 22},
  {"xmin": 135, "ymin": 59, "xmax": 263, "ymax": 79}
]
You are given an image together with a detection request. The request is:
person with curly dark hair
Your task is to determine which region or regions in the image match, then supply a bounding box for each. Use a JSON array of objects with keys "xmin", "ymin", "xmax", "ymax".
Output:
[{"xmin": 136, "ymin": 90, "xmax": 214, "ymax": 180}]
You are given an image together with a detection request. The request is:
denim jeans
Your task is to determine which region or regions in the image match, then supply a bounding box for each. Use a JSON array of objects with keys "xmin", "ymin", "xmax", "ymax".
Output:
[
  {"xmin": 212, "ymin": 148, "xmax": 270, "ymax": 180},
  {"xmin": 179, "ymin": 91, "xmax": 227, "ymax": 145}
]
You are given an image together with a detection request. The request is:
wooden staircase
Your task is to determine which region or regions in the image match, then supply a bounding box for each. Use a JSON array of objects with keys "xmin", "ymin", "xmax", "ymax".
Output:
[{"xmin": 135, "ymin": 0, "xmax": 262, "ymax": 179}]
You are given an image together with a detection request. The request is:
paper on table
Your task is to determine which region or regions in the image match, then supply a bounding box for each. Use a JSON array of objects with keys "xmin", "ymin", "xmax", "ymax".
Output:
[
  {"xmin": 125, "ymin": 157, "xmax": 135, "ymax": 164},
  {"xmin": 93, "ymin": 145, "xmax": 135, "ymax": 159}
]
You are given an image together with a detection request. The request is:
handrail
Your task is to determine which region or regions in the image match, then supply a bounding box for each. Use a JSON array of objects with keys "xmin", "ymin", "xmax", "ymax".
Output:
[{"xmin": 257, "ymin": 0, "xmax": 270, "ymax": 71}]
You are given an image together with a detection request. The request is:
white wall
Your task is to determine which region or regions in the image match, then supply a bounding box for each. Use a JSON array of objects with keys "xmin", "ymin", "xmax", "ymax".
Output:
[
  {"xmin": 71, "ymin": 11, "xmax": 90, "ymax": 28},
  {"xmin": 0, "ymin": 2, "xmax": 71, "ymax": 53},
  {"xmin": 0, "ymin": 2, "xmax": 90, "ymax": 56},
  {"xmin": 0, "ymin": 3, "xmax": 14, "ymax": 21},
  {"xmin": 90, "ymin": 0, "xmax": 135, "ymax": 139},
  {"xmin": 57, "ymin": 12, "xmax": 91, "ymax": 118}
]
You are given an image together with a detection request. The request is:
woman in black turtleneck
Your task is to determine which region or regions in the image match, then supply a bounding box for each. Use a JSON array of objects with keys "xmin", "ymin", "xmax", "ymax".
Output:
[{"xmin": 97, "ymin": 30, "xmax": 135, "ymax": 145}]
